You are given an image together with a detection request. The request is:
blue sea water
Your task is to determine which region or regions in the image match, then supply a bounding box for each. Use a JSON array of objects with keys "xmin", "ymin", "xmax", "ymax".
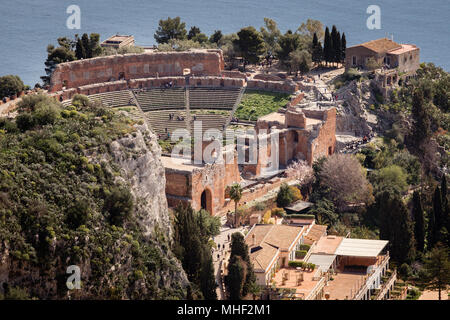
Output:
[{"xmin": 0, "ymin": 0, "xmax": 449, "ymax": 86}]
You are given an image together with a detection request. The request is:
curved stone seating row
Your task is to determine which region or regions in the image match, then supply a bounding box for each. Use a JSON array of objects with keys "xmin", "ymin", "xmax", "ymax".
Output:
[
  {"xmin": 189, "ymin": 87, "xmax": 241, "ymax": 110},
  {"xmin": 135, "ymin": 88, "xmax": 186, "ymax": 111},
  {"xmin": 88, "ymin": 90, "xmax": 136, "ymax": 107},
  {"xmin": 145, "ymin": 110, "xmax": 188, "ymax": 136},
  {"xmin": 189, "ymin": 113, "xmax": 230, "ymax": 134}
]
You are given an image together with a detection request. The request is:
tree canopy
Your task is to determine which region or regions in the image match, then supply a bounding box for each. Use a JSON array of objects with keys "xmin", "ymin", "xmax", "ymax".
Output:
[
  {"xmin": 154, "ymin": 17, "xmax": 187, "ymax": 44},
  {"xmin": 0, "ymin": 75, "xmax": 25, "ymax": 99}
]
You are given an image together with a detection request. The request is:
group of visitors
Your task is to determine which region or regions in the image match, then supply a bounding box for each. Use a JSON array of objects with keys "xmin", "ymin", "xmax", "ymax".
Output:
[
  {"xmin": 168, "ymin": 113, "xmax": 184, "ymax": 121},
  {"xmin": 163, "ymin": 81, "xmax": 174, "ymax": 89}
]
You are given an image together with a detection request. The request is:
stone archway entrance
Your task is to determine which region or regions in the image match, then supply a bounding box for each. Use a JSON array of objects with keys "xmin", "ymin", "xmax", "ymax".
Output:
[{"xmin": 200, "ymin": 188, "xmax": 213, "ymax": 215}]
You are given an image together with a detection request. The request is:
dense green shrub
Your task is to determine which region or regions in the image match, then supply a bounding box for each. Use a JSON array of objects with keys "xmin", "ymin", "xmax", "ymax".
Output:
[
  {"xmin": 66, "ymin": 200, "xmax": 91, "ymax": 229},
  {"xmin": 295, "ymin": 250, "xmax": 307, "ymax": 259},
  {"xmin": 299, "ymin": 244, "xmax": 311, "ymax": 251},
  {"xmin": 32, "ymin": 102, "xmax": 61, "ymax": 126},
  {"xmin": 104, "ymin": 187, "xmax": 134, "ymax": 226},
  {"xmin": 288, "ymin": 261, "xmax": 304, "ymax": 268},
  {"xmin": 276, "ymin": 183, "xmax": 295, "ymax": 207},
  {"xmin": 16, "ymin": 113, "xmax": 35, "ymax": 132},
  {"xmin": 0, "ymin": 75, "xmax": 25, "ymax": 99}
]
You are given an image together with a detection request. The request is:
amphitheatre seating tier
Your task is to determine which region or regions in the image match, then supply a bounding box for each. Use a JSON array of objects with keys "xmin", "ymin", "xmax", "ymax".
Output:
[
  {"xmin": 88, "ymin": 90, "xmax": 136, "ymax": 107},
  {"xmin": 190, "ymin": 112, "xmax": 231, "ymax": 134},
  {"xmin": 135, "ymin": 88, "xmax": 186, "ymax": 111},
  {"xmin": 189, "ymin": 87, "xmax": 242, "ymax": 110},
  {"xmin": 145, "ymin": 110, "xmax": 188, "ymax": 136}
]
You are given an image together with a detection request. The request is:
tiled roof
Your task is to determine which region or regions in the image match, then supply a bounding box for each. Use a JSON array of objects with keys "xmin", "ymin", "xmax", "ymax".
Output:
[
  {"xmin": 304, "ymin": 224, "xmax": 327, "ymax": 244},
  {"xmin": 246, "ymin": 224, "xmax": 304, "ymax": 271},
  {"xmin": 388, "ymin": 44, "xmax": 418, "ymax": 55},
  {"xmin": 353, "ymin": 38, "xmax": 402, "ymax": 54}
]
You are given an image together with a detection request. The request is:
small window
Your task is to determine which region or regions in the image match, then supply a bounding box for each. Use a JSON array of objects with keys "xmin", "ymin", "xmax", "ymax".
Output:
[{"xmin": 352, "ymin": 56, "xmax": 357, "ymax": 66}]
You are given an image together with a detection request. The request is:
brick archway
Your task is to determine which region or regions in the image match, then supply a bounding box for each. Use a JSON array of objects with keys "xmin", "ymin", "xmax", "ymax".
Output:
[{"xmin": 200, "ymin": 188, "xmax": 213, "ymax": 215}]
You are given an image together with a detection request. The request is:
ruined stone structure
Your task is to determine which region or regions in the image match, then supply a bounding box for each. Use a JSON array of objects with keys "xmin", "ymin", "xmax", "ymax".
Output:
[
  {"xmin": 163, "ymin": 148, "xmax": 241, "ymax": 215},
  {"xmin": 50, "ymin": 49, "xmax": 225, "ymax": 92},
  {"xmin": 254, "ymin": 106, "xmax": 336, "ymax": 167},
  {"xmin": 51, "ymin": 49, "xmax": 336, "ymax": 216}
]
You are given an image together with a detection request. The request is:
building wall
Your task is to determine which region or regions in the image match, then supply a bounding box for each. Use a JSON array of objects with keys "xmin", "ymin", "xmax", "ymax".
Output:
[
  {"xmin": 50, "ymin": 50, "xmax": 225, "ymax": 92},
  {"xmin": 389, "ymin": 48, "xmax": 420, "ymax": 74},
  {"xmin": 345, "ymin": 46, "xmax": 381, "ymax": 69}
]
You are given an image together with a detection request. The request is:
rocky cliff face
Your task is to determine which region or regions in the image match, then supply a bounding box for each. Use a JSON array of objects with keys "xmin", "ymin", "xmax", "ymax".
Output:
[{"xmin": 108, "ymin": 121, "xmax": 173, "ymax": 238}]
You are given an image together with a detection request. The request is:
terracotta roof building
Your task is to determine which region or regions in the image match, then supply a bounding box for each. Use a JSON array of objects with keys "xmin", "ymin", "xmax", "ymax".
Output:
[
  {"xmin": 245, "ymin": 224, "xmax": 306, "ymax": 286},
  {"xmin": 345, "ymin": 38, "xmax": 420, "ymax": 74}
]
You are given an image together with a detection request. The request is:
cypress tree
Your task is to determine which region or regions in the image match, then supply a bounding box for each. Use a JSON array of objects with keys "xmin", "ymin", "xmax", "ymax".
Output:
[
  {"xmin": 323, "ymin": 27, "xmax": 331, "ymax": 66},
  {"xmin": 432, "ymin": 186, "xmax": 447, "ymax": 245},
  {"xmin": 433, "ymin": 186, "xmax": 443, "ymax": 232},
  {"xmin": 199, "ymin": 253, "xmax": 218, "ymax": 300},
  {"xmin": 81, "ymin": 34, "xmax": 91, "ymax": 59},
  {"xmin": 312, "ymin": 33, "xmax": 322, "ymax": 65},
  {"xmin": 75, "ymin": 36, "xmax": 86, "ymax": 60},
  {"xmin": 412, "ymin": 191, "xmax": 425, "ymax": 252},
  {"xmin": 380, "ymin": 193, "xmax": 415, "ymax": 263},
  {"xmin": 335, "ymin": 31, "xmax": 342, "ymax": 66},
  {"xmin": 442, "ymin": 175, "xmax": 450, "ymax": 246},
  {"xmin": 341, "ymin": 33, "xmax": 347, "ymax": 63},
  {"xmin": 226, "ymin": 232, "xmax": 256, "ymax": 299},
  {"xmin": 173, "ymin": 204, "xmax": 217, "ymax": 299},
  {"xmin": 411, "ymin": 88, "xmax": 431, "ymax": 147},
  {"xmin": 330, "ymin": 25, "xmax": 338, "ymax": 66}
]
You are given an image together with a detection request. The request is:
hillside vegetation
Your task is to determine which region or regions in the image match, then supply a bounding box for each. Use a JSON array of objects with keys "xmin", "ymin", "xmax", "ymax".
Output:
[{"xmin": 0, "ymin": 95, "xmax": 187, "ymax": 299}]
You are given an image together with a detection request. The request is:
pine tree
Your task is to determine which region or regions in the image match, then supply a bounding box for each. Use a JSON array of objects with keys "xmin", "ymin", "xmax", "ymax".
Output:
[
  {"xmin": 412, "ymin": 191, "xmax": 425, "ymax": 252},
  {"xmin": 341, "ymin": 33, "xmax": 347, "ymax": 63},
  {"xmin": 323, "ymin": 27, "xmax": 331, "ymax": 67},
  {"xmin": 422, "ymin": 244, "xmax": 450, "ymax": 300}
]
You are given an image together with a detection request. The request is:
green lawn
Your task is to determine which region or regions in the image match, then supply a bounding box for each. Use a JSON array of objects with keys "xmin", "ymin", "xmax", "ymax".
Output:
[{"xmin": 234, "ymin": 90, "xmax": 290, "ymax": 121}]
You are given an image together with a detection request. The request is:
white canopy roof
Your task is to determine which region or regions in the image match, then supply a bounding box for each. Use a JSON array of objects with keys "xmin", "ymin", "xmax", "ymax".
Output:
[
  {"xmin": 334, "ymin": 238, "xmax": 388, "ymax": 257},
  {"xmin": 306, "ymin": 254, "xmax": 336, "ymax": 272}
]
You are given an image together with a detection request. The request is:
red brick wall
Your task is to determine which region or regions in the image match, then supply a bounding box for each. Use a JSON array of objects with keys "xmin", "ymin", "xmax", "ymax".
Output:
[
  {"xmin": 50, "ymin": 51, "xmax": 225, "ymax": 92},
  {"xmin": 309, "ymin": 108, "xmax": 336, "ymax": 163}
]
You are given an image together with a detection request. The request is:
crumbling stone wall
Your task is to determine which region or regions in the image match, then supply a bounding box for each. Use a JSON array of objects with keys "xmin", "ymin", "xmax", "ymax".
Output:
[
  {"xmin": 50, "ymin": 50, "xmax": 225, "ymax": 92},
  {"xmin": 247, "ymin": 79, "xmax": 299, "ymax": 93},
  {"xmin": 164, "ymin": 152, "xmax": 240, "ymax": 216},
  {"xmin": 307, "ymin": 108, "xmax": 337, "ymax": 163}
]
